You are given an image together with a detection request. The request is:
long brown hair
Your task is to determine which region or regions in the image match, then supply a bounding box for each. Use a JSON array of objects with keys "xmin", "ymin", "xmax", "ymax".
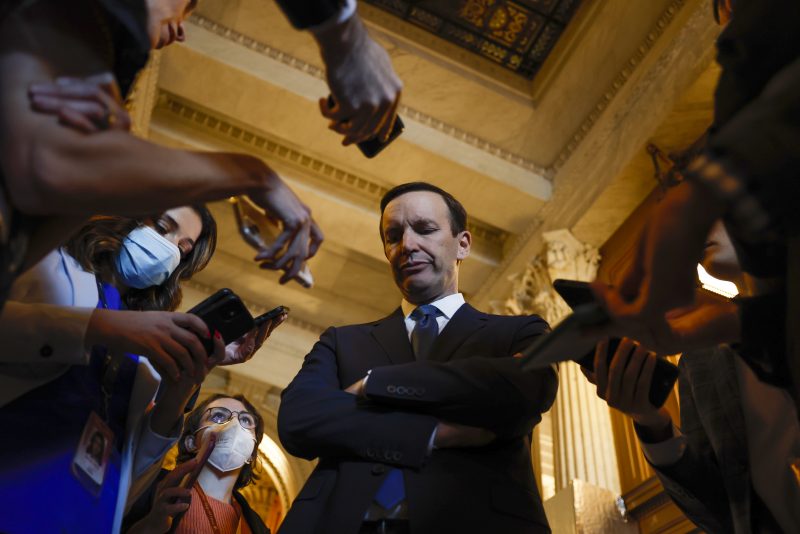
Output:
[
  {"xmin": 177, "ymin": 393, "xmax": 264, "ymax": 490},
  {"xmin": 64, "ymin": 207, "xmax": 216, "ymax": 311}
]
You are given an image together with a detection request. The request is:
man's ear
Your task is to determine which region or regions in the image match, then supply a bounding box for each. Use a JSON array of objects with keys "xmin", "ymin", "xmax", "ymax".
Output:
[
  {"xmin": 456, "ymin": 230, "xmax": 472, "ymax": 260},
  {"xmin": 184, "ymin": 434, "xmax": 197, "ymax": 453}
]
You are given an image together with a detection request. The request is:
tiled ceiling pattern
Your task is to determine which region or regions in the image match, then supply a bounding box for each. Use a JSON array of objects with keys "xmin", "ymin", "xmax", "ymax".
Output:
[{"xmin": 363, "ymin": 0, "xmax": 583, "ymax": 79}]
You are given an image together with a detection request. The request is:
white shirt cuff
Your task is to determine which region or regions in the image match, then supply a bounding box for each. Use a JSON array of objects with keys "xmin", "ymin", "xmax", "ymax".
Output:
[
  {"xmin": 427, "ymin": 426, "xmax": 438, "ymax": 455},
  {"xmin": 309, "ymin": 0, "xmax": 357, "ymax": 33},
  {"xmin": 640, "ymin": 425, "xmax": 687, "ymax": 466}
]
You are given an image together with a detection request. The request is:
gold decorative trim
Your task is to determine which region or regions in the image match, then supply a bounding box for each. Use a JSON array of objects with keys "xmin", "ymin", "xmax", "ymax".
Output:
[
  {"xmin": 552, "ymin": 0, "xmax": 687, "ymax": 169},
  {"xmin": 187, "ymin": 13, "xmax": 550, "ymax": 179},
  {"xmin": 153, "ymin": 90, "xmax": 510, "ymax": 250}
]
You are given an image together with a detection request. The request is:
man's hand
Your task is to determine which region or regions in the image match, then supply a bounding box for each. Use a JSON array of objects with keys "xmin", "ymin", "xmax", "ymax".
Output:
[
  {"xmin": 212, "ymin": 312, "xmax": 287, "ymax": 366},
  {"xmin": 582, "ymin": 338, "xmax": 673, "ymax": 439},
  {"xmin": 126, "ymin": 460, "xmax": 197, "ymax": 534},
  {"xmin": 344, "ymin": 376, "xmax": 367, "ymax": 397},
  {"xmin": 28, "ymin": 72, "xmax": 132, "ymax": 133},
  {"xmin": 433, "ymin": 421, "xmax": 496, "ymax": 449},
  {"xmin": 592, "ymin": 181, "xmax": 724, "ymax": 342},
  {"xmin": 249, "ymin": 174, "xmax": 324, "ymax": 285},
  {"xmin": 314, "ymin": 14, "xmax": 402, "ymax": 146}
]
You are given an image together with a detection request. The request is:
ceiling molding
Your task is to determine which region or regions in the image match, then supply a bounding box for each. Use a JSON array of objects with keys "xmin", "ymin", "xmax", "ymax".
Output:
[
  {"xmin": 552, "ymin": 0, "xmax": 687, "ymax": 169},
  {"xmin": 473, "ymin": 0, "xmax": 718, "ymax": 309},
  {"xmin": 187, "ymin": 13, "xmax": 553, "ymax": 190},
  {"xmin": 152, "ymin": 89, "xmax": 510, "ymax": 254}
]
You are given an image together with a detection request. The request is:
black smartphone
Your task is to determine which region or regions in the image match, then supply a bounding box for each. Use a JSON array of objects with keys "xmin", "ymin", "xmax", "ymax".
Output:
[
  {"xmin": 552, "ymin": 279, "xmax": 680, "ymax": 408},
  {"xmin": 254, "ymin": 305, "xmax": 289, "ymax": 328},
  {"xmin": 327, "ymin": 95, "xmax": 404, "ymax": 158},
  {"xmin": 188, "ymin": 288, "xmax": 255, "ymax": 353}
]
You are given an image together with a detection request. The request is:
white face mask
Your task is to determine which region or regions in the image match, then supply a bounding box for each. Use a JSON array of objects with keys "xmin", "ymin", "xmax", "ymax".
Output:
[
  {"xmin": 115, "ymin": 226, "xmax": 181, "ymax": 289},
  {"xmin": 199, "ymin": 419, "xmax": 257, "ymax": 473}
]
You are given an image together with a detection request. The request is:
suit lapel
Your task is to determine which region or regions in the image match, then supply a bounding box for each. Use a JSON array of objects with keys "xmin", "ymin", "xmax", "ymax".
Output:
[
  {"xmin": 428, "ymin": 303, "xmax": 488, "ymax": 362},
  {"xmin": 371, "ymin": 308, "xmax": 415, "ymax": 365}
]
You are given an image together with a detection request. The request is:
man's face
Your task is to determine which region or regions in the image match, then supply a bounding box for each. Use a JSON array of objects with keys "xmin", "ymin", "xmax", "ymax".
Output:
[{"xmin": 381, "ymin": 191, "xmax": 471, "ymax": 303}]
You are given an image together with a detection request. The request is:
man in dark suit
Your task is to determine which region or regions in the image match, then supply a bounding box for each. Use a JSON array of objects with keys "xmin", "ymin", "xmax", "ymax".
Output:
[{"xmin": 277, "ymin": 182, "xmax": 558, "ymax": 534}]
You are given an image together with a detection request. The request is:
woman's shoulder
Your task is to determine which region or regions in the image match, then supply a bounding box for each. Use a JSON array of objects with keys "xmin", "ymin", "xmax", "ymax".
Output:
[{"xmin": 8, "ymin": 248, "xmax": 97, "ymax": 306}]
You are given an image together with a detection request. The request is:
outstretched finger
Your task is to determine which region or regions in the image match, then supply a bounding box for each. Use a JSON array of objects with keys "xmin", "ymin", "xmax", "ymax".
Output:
[
  {"xmin": 255, "ymin": 228, "xmax": 294, "ymax": 264},
  {"xmin": 161, "ymin": 458, "xmax": 198, "ymax": 488},
  {"xmin": 307, "ymin": 220, "xmax": 324, "ymax": 259}
]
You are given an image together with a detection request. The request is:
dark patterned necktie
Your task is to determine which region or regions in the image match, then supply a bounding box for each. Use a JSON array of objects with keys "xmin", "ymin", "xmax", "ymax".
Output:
[{"xmin": 410, "ymin": 304, "xmax": 440, "ymax": 360}]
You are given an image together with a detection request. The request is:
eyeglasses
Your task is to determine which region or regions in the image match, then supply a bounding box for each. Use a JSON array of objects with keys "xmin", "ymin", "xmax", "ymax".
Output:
[{"xmin": 203, "ymin": 407, "xmax": 257, "ymax": 430}]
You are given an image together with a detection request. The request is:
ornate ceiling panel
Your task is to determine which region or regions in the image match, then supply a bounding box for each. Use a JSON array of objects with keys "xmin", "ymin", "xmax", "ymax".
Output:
[{"xmin": 362, "ymin": 0, "xmax": 583, "ymax": 79}]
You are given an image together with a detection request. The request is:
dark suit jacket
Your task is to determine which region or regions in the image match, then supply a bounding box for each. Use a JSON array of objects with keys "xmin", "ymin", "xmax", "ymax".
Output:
[
  {"xmin": 646, "ymin": 346, "xmax": 782, "ymax": 534},
  {"xmin": 274, "ymin": 0, "xmax": 346, "ymax": 29},
  {"xmin": 277, "ymin": 304, "xmax": 558, "ymax": 534}
]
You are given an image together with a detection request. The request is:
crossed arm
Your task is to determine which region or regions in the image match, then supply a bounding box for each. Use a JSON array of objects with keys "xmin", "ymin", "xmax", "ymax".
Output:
[
  {"xmin": 361, "ymin": 320, "xmax": 558, "ymax": 437},
  {"xmin": 278, "ymin": 320, "xmax": 558, "ymax": 467}
]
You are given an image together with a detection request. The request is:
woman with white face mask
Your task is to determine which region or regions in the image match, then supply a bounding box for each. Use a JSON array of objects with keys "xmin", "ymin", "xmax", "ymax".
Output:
[
  {"xmin": 125, "ymin": 394, "xmax": 270, "ymax": 534},
  {"xmin": 0, "ymin": 208, "xmax": 284, "ymax": 533}
]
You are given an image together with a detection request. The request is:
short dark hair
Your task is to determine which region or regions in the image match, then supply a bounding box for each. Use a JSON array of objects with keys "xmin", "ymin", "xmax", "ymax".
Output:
[
  {"xmin": 379, "ymin": 182, "xmax": 467, "ymax": 238},
  {"xmin": 177, "ymin": 393, "xmax": 265, "ymax": 490}
]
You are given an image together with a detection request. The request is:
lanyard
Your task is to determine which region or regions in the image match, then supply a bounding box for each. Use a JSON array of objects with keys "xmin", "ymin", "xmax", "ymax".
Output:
[
  {"xmin": 95, "ymin": 280, "xmax": 123, "ymax": 423},
  {"xmin": 194, "ymin": 483, "xmax": 243, "ymax": 534}
]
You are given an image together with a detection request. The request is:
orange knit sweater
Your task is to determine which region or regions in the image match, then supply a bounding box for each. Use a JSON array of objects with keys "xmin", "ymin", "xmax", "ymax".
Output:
[{"xmin": 175, "ymin": 486, "xmax": 251, "ymax": 534}]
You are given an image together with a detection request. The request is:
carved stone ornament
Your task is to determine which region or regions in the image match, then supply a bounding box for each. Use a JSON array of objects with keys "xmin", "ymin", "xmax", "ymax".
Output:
[{"xmin": 495, "ymin": 229, "xmax": 600, "ymax": 326}]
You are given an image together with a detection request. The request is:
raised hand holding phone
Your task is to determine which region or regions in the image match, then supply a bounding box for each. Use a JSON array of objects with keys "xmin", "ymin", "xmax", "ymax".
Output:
[{"xmin": 231, "ymin": 196, "xmax": 315, "ymax": 288}]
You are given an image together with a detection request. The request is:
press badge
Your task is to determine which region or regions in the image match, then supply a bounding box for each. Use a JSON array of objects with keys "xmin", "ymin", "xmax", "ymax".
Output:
[{"xmin": 71, "ymin": 411, "xmax": 114, "ymax": 496}]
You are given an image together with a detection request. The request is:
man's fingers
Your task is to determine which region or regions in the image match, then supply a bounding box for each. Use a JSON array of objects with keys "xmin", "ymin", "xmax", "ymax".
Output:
[
  {"xmin": 307, "ymin": 220, "xmax": 324, "ymax": 259},
  {"xmin": 376, "ymin": 94, "xmax": 401, "ymax": 143},
  {"xmin": 57, "ymin": 107, "xmax": 97, "ymax": 134},
  {"xmin": 255, "ymin": 229, "xmax": 293, "ymax": 263},
  {"xmin": 606, "ymin": 337, "xmax": 636, "ymax": 402},
  {"xmin": 620, "ymin": 344, "xmax": 648, "ymax": 404},
  {"xmin": 634, "ymin": 352, "xmax": 658, "ymax": 407},
  {"xmin": 341, "ymin": 105, "xmax": 379, "ymax": 146}
]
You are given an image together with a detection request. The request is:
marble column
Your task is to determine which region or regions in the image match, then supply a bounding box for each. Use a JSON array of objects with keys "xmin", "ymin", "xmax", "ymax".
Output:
[{"xmin": 495, "ymin": 229, "xmax": 620, "ymax": 495}]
